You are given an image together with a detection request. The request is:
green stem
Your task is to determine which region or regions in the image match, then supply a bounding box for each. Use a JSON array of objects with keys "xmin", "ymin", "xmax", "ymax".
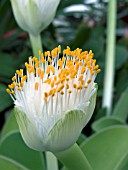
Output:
[
  {"xmin": 54, "ymin": 143, "xmax": 93, "ymax": 170},
  {"xmin": 46, "ymin": 152, "xmax": 58, "ymax": 170},
  {"xmin": 29, "ymin": 33, "xmax": 43, "ymax": 58},
  {"xmin": 102, "ymin": 0, "xmax": 117, "ymax": 115}
]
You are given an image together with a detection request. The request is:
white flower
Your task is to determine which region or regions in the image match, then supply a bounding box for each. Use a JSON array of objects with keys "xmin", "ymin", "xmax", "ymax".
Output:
[
  {"xmin": 7, "ymin": 46, "xmax": 100, "ymax": 152},
  {"xmin": 10, "ymin": 0, "xmax": 60, "ymax": 36}
]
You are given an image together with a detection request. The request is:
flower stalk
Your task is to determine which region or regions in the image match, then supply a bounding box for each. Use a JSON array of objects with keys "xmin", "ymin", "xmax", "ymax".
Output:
[
  {"xmin": 102, "ymin": 0, "xmax": 117, "ymax": 115},
  {"xmin": 54, "ymin": 143, "xmax": 92, "ymax": 170},
  {"xmin": 29, "ymin": 33, "xmax": 43, "ymax": 58},
  {"xmin": 46, "ymin": 152, "xmax": 58, "ymax": 170}
]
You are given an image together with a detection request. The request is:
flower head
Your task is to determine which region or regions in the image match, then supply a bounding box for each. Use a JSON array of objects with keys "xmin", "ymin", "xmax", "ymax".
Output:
[
  {"xmin": 6, "ymin": 46, "xmax": 100, "ymax": 152},
  {"xmin": 10, "ymin": 0, "xmax": 60, "ymax": 36}
]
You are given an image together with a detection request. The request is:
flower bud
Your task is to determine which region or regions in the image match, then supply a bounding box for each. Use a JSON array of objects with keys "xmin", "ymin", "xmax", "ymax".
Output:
[{"xmin": 10, "ymin": 0, "xmax": 60, "ymax": 36}]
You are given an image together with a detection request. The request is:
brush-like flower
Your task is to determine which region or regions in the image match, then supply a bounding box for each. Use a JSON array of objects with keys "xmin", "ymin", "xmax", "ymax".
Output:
[
  {"xmin": 10, "ymin": 0, "xmax": 60, "ymax": 36},
  {"xmin": 6, "ymin": 46, "xmax": 100, "ymax": 152}
]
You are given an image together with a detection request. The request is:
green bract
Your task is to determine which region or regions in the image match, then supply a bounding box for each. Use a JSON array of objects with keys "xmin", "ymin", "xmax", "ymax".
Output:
[
  {"xmin": 14, "ymin": 84, "xmax": 97, "ymax": 152},
  {"xmin": 10, "ymin": 0, "xmax": 60, "ymax": 36}
]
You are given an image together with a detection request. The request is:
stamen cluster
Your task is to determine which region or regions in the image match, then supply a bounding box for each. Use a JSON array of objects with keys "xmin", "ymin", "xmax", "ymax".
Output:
[{"xmin": 6, "ymin": 46, "xmax": 100, "ymax": 117}]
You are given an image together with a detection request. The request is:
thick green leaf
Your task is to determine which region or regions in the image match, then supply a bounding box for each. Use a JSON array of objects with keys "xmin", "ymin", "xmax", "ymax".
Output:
[
  {"xmin": 115, "ymin": 69, "xmax": 128, "ymax": 99},
  {"xmin": 0, "ymin": 131, "xmax": 45, "ymax": 170},
  {"xmin": 115, "ymin": 46, "xmax": 128, "ymax": 69},
  {"xmin": 77, "ymin": 133, "xmax": 87, "ymax": 146},
  {"xmin": 114, "ymin": 151, "xmax": 128, "ymax": 170},
  {"xmin": 81, "ymin": 126, "xmax": 128, "ymax": 170},
  {"xmin": 0, "ymin": 155, "xmax": 29, "ymax": 170},
  {"xmin": 113, "ymin": 86, "xmax": 128, "ymax": 122},
  {"xmin": 0, "ymin": 111, "xmax": 19, "ymax": 139},
  {"xmin": 92, "ymin": 116, "xmax": 124, "ymax": 132},
  {"xmin": 0, "ymin": 83, "xmax": 12, "ymax": 112},
  {"xmin": 72, "ymin": 24, "xmax": 91, "ymax": 49}
]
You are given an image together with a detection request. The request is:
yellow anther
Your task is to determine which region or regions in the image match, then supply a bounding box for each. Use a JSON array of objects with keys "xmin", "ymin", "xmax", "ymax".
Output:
[
  {"xmin": 81, "ymin": 67, "xmax": 86, "ymax": 74},
  {"xmin": 11, "ymin": 83, "xmax": 15, "ymax": 88},
  {"xmin": 40, "ymin": 70, "xmax": 44, "ymax": 79},
  {"xmin": 48, "ymin": 57, "xmax": 52, "ymax": 63},
  {"xmin": 91, "ymin": 70, "xmax": 95, "ymax": 75},
  {"xmin": 84, "ymin": 85, "xmax": 88, "ymax": 88},
  {"xmin": 92, "ymin": 59, "xmax": 96, "ymax": 64},
  {"xmin": 18, "ymin": 87, "xmax": 21, "ymax": 91},
  {"xmin": 84, "ymin": 61, "xmax": 87, "ymax": 67},
  {"xmin": 47, "ymin": 51, "xmax": 50, "ymax": 56},
  {"xmin": 12, "ymin": 76, "xmax": 16, "ymax": 81},
  {"xmin": 58, "ymin": 59, "xmax": 63, "ymax": 68},
  {"xmin": 87, "ymin": 79, "xmax": 92, "ymax": 84},
  {"xmin": 15, "ymin": 82, "xmax": 19, "ymax": 86},
  {"xmin": 66, "ymin": 70, "xmax": 70, "ymax": 76},
  {"xmin": 51, "ymin": 49, "xmax": 57, "ymax": 58},
  {"xmin": 51, "ymin": 80, "xmax": 55, "ymax": 87},
  {"xmin": 49, "ymin": 89, "xmax": 53, "ymax": 96},
  {"xmin": 57, "ymin": 87, "xmax": 61, "ymax": 93},
  {"xmin": 35, "ymin": 82, "xmax": 39, "ymax": 90},
  {"xmin": 55, "ymin": 80, "xmax": 60, "ymax": 85},
  {"xmin": 60, "ymin": 91, "xmax": 64, "ymax": 95},
  {"xmin": 57, "ymin": 84, "xmax": 64, "ymax": 92},
  {"xmin": 21, "ymin": 75, "xmax": 27, "ymax": 82},
  {"xmin": 75, "ymin": 63, "xmax": 80, "ymax": 70},
  {"xmin": 66, "ymin": 78, "xmax": 69, "ymax": 81},
  {"xmin": 37, "ymin": 68, "xmax": 41, "ymax": 76},
  {"xmin": 77, "ymin": 84, "xmax": 83, "ymax": 90},
  {"xmin": 51, "ymin": 88, "xmax": 56, "ymax": 96},
  {"xmin": 20, "ymin": 69, "xmax": 23, "ymax": 74},
  {"xmin": 88, "ymin": 65, "xmax": 92, "ymax": 69},
  {"xmin": 44, "ymin": 92, "xmax": 48, "ymax": 98},
  {"xmin": 46, "ymin": 65, "xmax": 51, "ymax": 74},
  {"xmin": 8, "ymin": 85, "xmax": 13, "ymax": 89},
  {"xmin": 54, "ymin": 76, "xmax": 57, "ymax": 81},
  {"xmin": 60, "ymin": 77, "xmax": 66, "ymax": 83},
  {"xmin": 78, "ymin": 75, "xmax": 83, "ymax": 81},
  {"xmin": 94, "ymin": 65, "xmax": 99, "ymax": 70},
  {"xmin": 81, "ymin": 79, "xmax": 85, "ymax": 85},
  {"xmin": 60, "ymin": 84, "xmax": 64, "ymax": 90},
  {"xmin": 96, "ymin": 69, "xmax": 101, "ymax": 73},
  {"xmin": 11, "ymin": 91, "xmax": 15, "ymax": 95},
  {"xmin": 73, "ymin": 84, "xmax": 77, "ymax": 88},
  {"xmin": 35, "ymin": 61, "xmax": 40, "ymax": 67},
  {"xmin": 25, "ymin": 62, "xmax": 28, "ymax": 67},
  {"xmin": 16, "ymin": 70, "xmax": 22, "ymax": 77},
  {"xmin": 58, "ymin": 45, "xmax": 61, "ymax": 53},
  {"xmin": 44, "ymin": 51, "xmax": 48, "ymax": 57},
  {"xmin": 41, "ymin": 53, "xmax": 44, "ymax": 58},
  {"xmin": 40, "ymin": 55, "xmax": 46, "ymax": 63},
  {"xmin": 62, "ymin": 56, "xmax": 66, "ymax": 62},
  {"xmin": 6, "ymin": 88, "xmax": 11, "ymax": 94},
  {"xmin": 66, "ymin": 84, "xmax": 69, "ymax": 89},
  {"xmin": 68, "ymin": 90, "xmax": 72, "ymax": 93},
  {"xmin": 44, "ymin": 78, "xmax": 51, "ymax": 84},
  {"xmin": 34, "ymin": 57, "xmax": 38, "ymax": 63},
  {"xmin": 50, "ymin": 66, "xmax": 55, "ymax": 74},
  {"xmin": 20, "ymin": 83, "xmax": 23, "ymax": 87},
  {"xmin": 70, "ymin": 73, "xmax": 76, "ymax": 79}
]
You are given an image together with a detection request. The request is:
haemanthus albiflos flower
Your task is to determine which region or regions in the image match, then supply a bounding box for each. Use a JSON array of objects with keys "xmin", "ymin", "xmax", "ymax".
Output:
[{"xmin": 6, "ymin": 46, "xmax": 101, "ymax": 152}]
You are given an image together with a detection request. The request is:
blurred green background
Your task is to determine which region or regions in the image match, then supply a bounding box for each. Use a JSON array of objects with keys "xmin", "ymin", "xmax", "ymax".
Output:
[{"xmin": 0, "ymin": 0, "xmax": 128, "ymax": 136}]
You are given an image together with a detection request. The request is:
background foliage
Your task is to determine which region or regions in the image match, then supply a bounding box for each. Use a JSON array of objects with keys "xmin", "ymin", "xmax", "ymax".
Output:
[{"xmin": 0, "ymin": 0, "xmax": 128, "ymax": 169}]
